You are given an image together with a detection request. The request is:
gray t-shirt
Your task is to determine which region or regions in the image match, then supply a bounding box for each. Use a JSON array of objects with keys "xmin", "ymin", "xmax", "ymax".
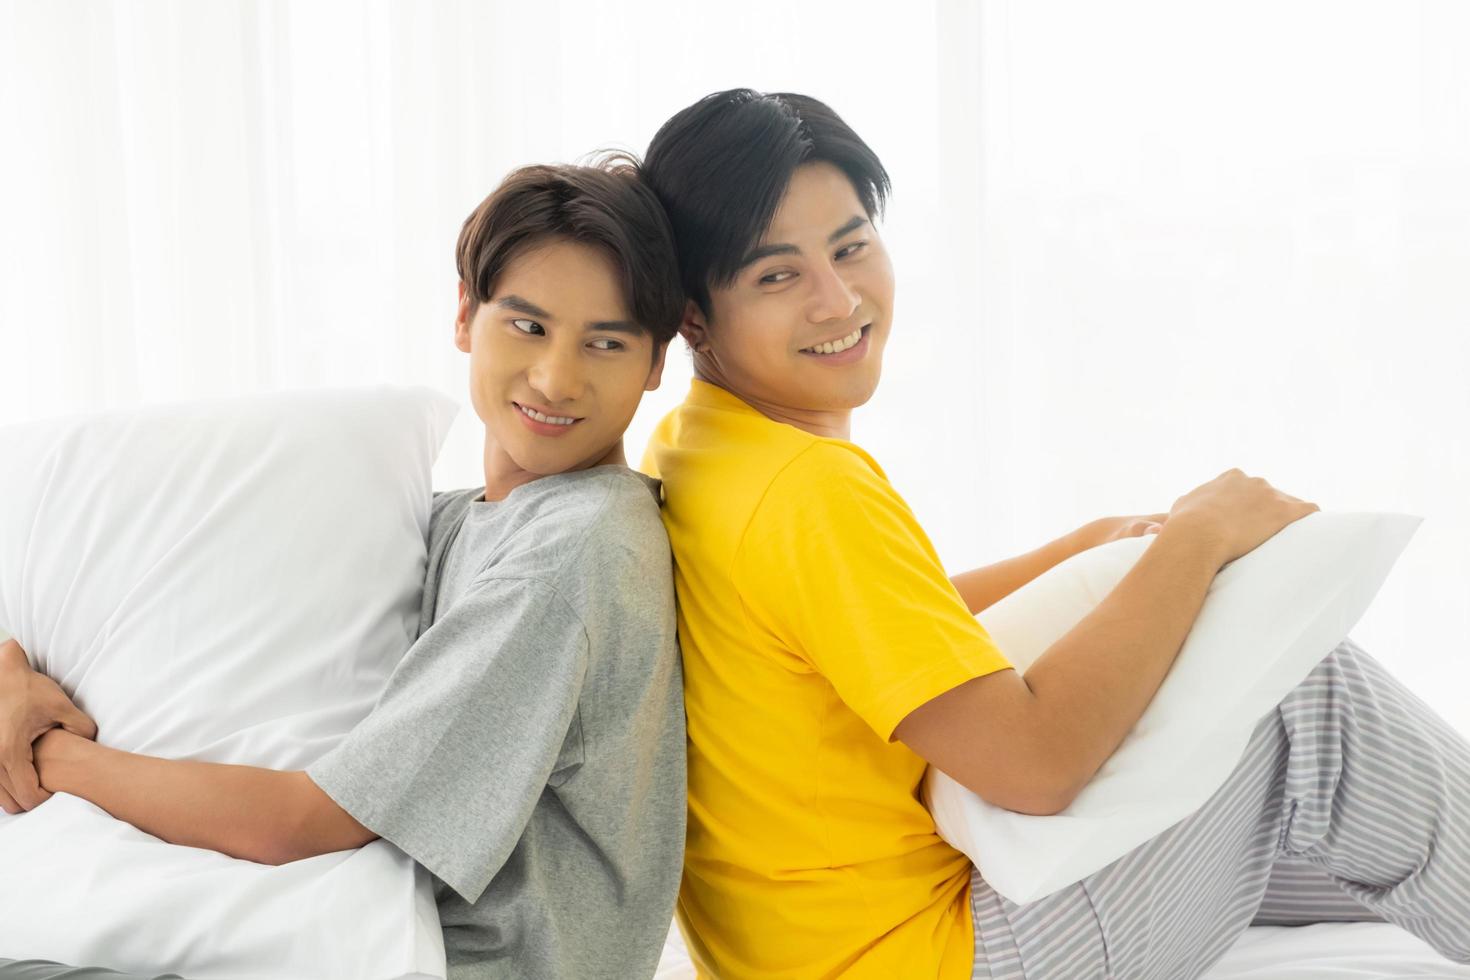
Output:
[{"xmin": 308, "ymin": 465, "xmax": 686, "ymax": 980}]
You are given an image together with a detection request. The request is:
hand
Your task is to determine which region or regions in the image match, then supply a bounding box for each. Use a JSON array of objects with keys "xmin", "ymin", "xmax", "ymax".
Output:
[
  {"xmin": 1, "ymin": 639, "xmax": 98, "ymax": 814},
  {"xmin": 1075, "ymin": 513, "xmax": 1169, "ymax": 553},
  {"xmin": 1165, "ymin": 468, "xmax": 1320, "ymax": 567}
]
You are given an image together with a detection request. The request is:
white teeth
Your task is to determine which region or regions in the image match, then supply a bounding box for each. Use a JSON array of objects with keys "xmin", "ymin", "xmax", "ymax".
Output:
[
  {"xmin": 517, "ymin": 403, "xmax": 577, "ymax": 426},
  {"xmin": 803, "ymin": 327, "xmax": 864, "ymax": 355}
]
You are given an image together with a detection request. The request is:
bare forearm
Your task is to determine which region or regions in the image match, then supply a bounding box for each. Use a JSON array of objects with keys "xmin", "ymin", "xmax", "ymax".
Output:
[
  {"xmin": 1023, "ymin": 521, "xmax": 1227, "ymax": 800},
  {"xmin": 37, "ymin": 736, "xmax": 311, "ymax": 865},
  {"xmin": 949, "ymin": 531, "xmax": 1082, "ymax": 615}
]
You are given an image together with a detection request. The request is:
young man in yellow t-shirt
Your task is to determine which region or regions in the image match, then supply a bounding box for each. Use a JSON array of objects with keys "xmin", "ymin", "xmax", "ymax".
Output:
[{"xmin": 638, "ymin": 88, "xmax": 1470, "ymax": 979}]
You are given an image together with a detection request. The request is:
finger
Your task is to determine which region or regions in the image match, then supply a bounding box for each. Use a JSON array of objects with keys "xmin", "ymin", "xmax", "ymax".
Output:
[
  {"xmin": 0, "ymin": 758, "xmax": 48, "ymax": 811},
  {"xmin": 0, "ymin": 742, "xmax": 16, "ymax": 798},
  {"xmin": 0, "ymin": 785, "xmax": 20, "ymax": 816},
  {"xmin": 56, "ymin": 702, "xmax": 98, "ymax": 741},
  {"xmin": 2, "ymin": 756, "xmax": 49, "ymax": 811},
  {"xmin": 1276, "ymin": 490, "xmax": 1316, "ymax": 510}
]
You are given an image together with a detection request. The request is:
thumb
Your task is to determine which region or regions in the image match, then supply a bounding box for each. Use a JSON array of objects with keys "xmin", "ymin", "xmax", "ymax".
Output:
[{"xmin": 56, "ymin": 702, "xmax": 98, "ymax": 741}]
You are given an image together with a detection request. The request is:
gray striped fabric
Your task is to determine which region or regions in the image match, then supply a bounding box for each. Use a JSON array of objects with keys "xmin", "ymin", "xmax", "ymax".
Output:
[
  {"xmin": 1253, "ymin": 854, "xmax": 1385, "ymax": 925},
  {"xmin": 970, "ymin": 638, "xmax": 1470, "ymax": 979}
]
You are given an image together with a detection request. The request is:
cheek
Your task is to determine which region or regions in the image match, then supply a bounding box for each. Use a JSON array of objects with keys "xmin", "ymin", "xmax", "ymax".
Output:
[
  {"xmin": 471, "ymin": 347, "xmax": 518, "ymax": 410},
  {"xmin": 475, "ymin": 334, "xmax": 523, "ymax": 380},
  {"xmin": 867, "ymin": 255, "xmax": 896, "ymax": 310},
  {"xmin": 605, "ymin": 363, "xmax": 654, "ymax": 415},
  {"xmin": 470, "ymin": 351, "xmax": 497, "ymax": 390},
  {"xmin": 722, "ymin": 308, "xmax": 796, "ymax": 364}
]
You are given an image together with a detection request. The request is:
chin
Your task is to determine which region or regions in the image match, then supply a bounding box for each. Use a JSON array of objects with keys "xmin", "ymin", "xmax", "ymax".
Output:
[
  {"xmin": 504, "ymin": 445, "xmax": 574, "ymax": 478},
  {"xmin": 838, "ymin": 371, "xmax": 883, "ymax": 409},
  {"xmin": 516, "ymin": 440, "xmax": 619, "ymax": 478}
]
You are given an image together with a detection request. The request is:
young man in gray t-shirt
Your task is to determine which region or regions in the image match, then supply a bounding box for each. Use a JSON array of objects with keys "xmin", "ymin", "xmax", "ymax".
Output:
[{"xmin": 3, "ymin": 162, "xmax": 688, "ymax": 979}]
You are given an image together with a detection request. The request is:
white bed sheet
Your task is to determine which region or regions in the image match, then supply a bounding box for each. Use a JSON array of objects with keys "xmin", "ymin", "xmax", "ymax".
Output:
[{"xmin": 651, "ymin": 920, "xmax": 1470, "ymax": 979}]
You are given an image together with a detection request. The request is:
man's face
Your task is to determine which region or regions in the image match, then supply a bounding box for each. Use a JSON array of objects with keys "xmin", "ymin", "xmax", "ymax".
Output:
[
  {"xmin": 695, "ymin": 161, "xmax": 895, "ymax": 419},
  {"xmin": 455, "ymin": 238, "xmax": 665, "ymax": 484}
]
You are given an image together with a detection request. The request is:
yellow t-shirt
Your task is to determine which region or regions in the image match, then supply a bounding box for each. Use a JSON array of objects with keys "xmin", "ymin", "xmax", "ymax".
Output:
[{"xmin": 642, "ymin": 380, "xmax": 1012, "ymax": 979}]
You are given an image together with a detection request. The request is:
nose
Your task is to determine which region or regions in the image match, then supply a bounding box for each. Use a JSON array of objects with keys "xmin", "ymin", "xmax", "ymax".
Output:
[
  {"xmin": 526, "ymin": 342, "xmax": 586, "ymax": 407},
  {"xmin": 807, "ymin": 259, "xmax": 861, "ymax": 324}
]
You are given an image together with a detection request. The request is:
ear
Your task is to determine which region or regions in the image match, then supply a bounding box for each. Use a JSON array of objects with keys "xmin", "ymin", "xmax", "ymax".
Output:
[
  {"xmin": 678, "ymin": 299, "xmax": 711, "ymax": 354},
  {"xmin": 644, "ymin": 340, "xmax": 670, "ymax": 392},
  {"xmin": 454, "ymin": 282, "xmax": 473, "ymax": 354}
]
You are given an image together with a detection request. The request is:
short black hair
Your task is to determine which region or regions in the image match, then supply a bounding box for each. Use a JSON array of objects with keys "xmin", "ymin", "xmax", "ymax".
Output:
[
  {"xmin": 641, "ymin": 89, "xmax": 891, "ymax": 316},
  {"xmin": 455, "ymin": 158, "xmax": 684, "ymax": 347}
]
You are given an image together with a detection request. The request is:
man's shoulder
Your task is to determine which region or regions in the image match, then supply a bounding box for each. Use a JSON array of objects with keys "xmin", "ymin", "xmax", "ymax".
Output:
[
  {"xmin": 429, "ymin": 486, "xmax": 480, "ymax": 534},
  {"xmin": 657, "ymin": 399, "xmax": 884, "ymax": 508},
  {"xmin": 448, "ymin": 467, "xmax": 669, "ymax": 591},
  {"xmin": 551, "ymin": 469, "xmax": 673, "ymax": 598},
  {"xmin": 519, "ymin": 466, "xmax": 666, "ymax": 551},
  {"xmin": 533, "ymin": 470, "xmax": 676, "ymax": 648},
  {"xmin": 776, "ymin": 438, "xmax": 885, "ymax": 485},
  {"xmin": 434, "ymin": 467, "xmax": 661, "ymax": 536},
  {"xmin": 751, "ymin": 439, "xmax": 893, "ymax": 525},
  {"xmin": 547, "ymin": 464, "xmax": 662, "ymax": 514}
]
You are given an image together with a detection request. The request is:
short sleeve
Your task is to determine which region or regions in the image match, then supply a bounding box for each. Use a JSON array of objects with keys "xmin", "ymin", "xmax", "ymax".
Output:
[
  {"xmin": 307, "ymin": 576, "xmax": 588, "ymax": 904},
  {"xmin": 733, "ymin": 443, "xmax": 1012, "ymax": 741}
]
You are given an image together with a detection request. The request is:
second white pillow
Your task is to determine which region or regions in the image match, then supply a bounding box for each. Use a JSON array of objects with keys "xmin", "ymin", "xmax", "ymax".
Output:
[{"xmin": 923, "ymin": 511, "xmax": 1421, "ymax": 905}]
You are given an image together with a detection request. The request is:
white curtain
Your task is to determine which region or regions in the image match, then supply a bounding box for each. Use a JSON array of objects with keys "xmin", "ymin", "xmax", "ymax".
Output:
[{"xmin": 3, "ymin": 0, "xmax": 1466, "ymax": 729}]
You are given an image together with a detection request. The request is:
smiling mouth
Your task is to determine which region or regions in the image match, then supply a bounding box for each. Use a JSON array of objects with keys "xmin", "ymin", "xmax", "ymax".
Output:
[
  {"xmin": 513, "ymin": 402, "xmax": 582, "ymax": 426},
  {"xmin": 800, "ymin": 323, "xmax": 869, "ymax": 355}
]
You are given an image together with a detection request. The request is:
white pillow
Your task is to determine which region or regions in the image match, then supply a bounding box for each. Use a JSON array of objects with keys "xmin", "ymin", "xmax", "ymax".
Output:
[
  {"xmin": 923, "ymin": 512, "xmax": 1421, "ymax": 906},
  {"xmin": 0, "ymin": 386, "xmax": 457, "ymax": 979}
]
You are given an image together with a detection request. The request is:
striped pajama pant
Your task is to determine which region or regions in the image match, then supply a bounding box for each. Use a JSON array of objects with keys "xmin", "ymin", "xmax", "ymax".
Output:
[{"xmin": 970, "ymin": 637, "xmax": 1470, "ymax": 978}]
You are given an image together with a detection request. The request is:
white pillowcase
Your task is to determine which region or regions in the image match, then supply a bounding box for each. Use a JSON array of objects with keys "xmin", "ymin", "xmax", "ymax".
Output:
[
  {"xmin": 0, "ymin": 386, "xmax": 457, "ymax": 979},
  {"xmin": 923, "ymin": 512, "xmax": 1421, "ymax": 906}
]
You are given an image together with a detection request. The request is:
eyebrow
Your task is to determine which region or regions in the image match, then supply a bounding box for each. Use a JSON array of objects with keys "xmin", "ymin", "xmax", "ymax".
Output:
[
  {"xmin": 585, "ymin": 320, "xmax": 644, "ymax": 336},
  {"xmin": 496, "ymin": 294, "xmax": 644, "ymax": 337},
  {"xmin": 497, "ymin": 295, "xmax": 551, "ymax": 318},
  {"xmin": 737, "ymin": 215, "xmax": 871, "ymax": 270}
]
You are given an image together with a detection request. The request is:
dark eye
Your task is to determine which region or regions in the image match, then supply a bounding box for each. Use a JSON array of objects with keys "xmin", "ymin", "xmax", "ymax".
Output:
[
  {"xmin": 836, "ymin": 241, "xmax": 867, "ymax": 260},
  {"xmin": 590, "ymin": 338, "xmax": 624, "ymax": 351},
  {"xmin": 759, "ymin": 270, "xmax": 795, "ymax": 285},
  {"xmin": 511, "ymin": 318, "xmax": 544, "ymax": 335}
]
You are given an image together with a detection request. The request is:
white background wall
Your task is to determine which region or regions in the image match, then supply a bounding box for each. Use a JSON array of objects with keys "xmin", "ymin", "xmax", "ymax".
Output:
[{"xmin": 2, "ymin": 0, "xmax": 1466, "ymax": 730}]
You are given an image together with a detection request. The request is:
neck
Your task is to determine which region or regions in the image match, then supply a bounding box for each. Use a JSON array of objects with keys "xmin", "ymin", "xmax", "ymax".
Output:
[
  {"xmin": 693, "ymin": 363, "xmax": 852, "ymax": 441},
  {"xmin": 481, "ymin": 435, "xmax": 627, "ymax": 502}
]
